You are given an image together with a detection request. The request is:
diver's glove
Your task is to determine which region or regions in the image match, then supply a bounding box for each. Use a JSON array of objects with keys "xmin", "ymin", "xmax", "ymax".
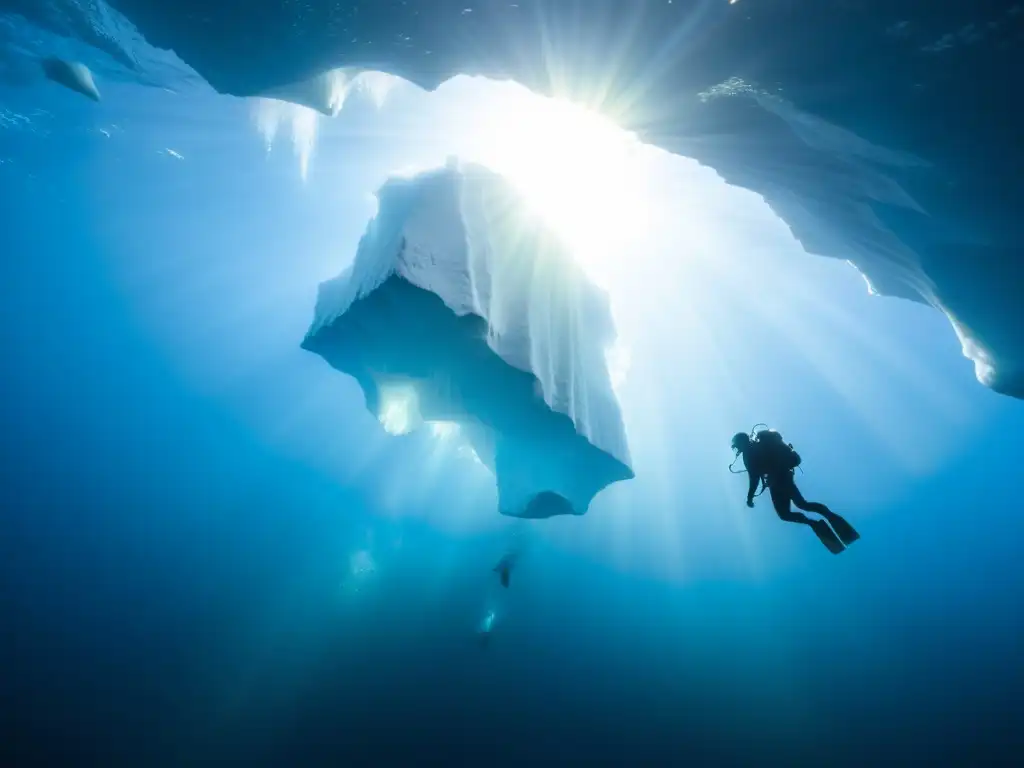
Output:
[{"xmin": 746, "ymin": 498, "xmax": 755, "ymax": 508}]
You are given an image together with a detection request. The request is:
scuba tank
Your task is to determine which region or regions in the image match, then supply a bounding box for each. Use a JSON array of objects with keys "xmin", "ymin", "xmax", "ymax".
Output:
[{"xmin": 728, "ymin": 423, "xmax": 802, "ymax": 482}]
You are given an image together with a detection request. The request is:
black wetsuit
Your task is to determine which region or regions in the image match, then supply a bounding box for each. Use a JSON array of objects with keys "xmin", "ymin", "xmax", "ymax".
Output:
[{"xmin": 743, "ymin": 444, "xmax": 832, "ymax": 527}]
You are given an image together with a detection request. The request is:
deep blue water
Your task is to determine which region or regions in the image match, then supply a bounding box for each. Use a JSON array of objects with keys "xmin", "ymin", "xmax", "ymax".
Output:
[{"xmin": 2, "ymin": 75, "xmax": 1024, "ymax": 767}]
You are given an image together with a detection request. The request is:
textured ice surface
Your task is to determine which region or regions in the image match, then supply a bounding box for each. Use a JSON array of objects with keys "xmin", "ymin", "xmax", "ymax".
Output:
[
  {"xmin": 302, "ymin": 160, "xmax": 634, "ymax": 518},
  {"xmin": 77, "ymin": 0, "xmax": 1024, "ymax": 399},
  {"xmin": 257, "ymin": 68, "xmax": 354, "ymax": 117}
]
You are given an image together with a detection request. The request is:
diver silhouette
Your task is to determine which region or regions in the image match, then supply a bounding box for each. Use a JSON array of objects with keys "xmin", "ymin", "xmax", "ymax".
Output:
[
  {"xmin": 492, "ymin": 520, "xmax": 533, "ymax": 588},
  {"xmin": 731, "ymin": 428, "xmax": 860, "ymax": 554},
  {"xmin": 493, "ymin": 551, "xmax": 518, "ymax": 588}
]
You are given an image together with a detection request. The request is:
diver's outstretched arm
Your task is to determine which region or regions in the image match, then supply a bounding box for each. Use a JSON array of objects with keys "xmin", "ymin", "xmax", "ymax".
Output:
[{"xmin": 746, "ymin": 472, "xmax": 760, "ymax": 506}]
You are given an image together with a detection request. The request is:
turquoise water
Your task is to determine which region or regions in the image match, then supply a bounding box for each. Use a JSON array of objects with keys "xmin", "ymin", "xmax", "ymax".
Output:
[{"xmin": 2, "ymin": 75, "xmax": 1023, "ymax": 766}]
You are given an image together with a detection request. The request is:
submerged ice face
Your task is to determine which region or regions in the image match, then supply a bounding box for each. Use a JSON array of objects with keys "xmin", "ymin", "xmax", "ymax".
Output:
[{"xmin": 302, "ymin": 162, "xmax": 634, "ymax": 519}]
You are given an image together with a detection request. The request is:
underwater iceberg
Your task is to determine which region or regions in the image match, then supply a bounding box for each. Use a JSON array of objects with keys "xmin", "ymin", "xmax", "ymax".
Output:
[
  {"xmin": 82, "ymin": 0, "xmax": 1023, "ymax": 399},
  {"xmin": 302, "ymin": 160, "xmax": 634, "ymax": 518}
]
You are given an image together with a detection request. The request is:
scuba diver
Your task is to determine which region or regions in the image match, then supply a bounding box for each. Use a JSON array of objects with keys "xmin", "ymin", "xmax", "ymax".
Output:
[
  {"xmin": 731, "ymin": 427, "xmax": 860, "ymax": 554},
  {"xmin": 493, "ymin": 550, "xmax": 519, "ymax": 588},
  {"xmin": 492, "ymin": 519, "xmax": 533, "ymax": 588}
]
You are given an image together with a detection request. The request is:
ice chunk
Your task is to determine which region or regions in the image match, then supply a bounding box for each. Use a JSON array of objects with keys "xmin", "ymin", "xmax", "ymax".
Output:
[
  {"xmin": 41, "ymin": 58, "xmax": 101, "ymax": 102},
  {"xmin": 302, "ymin": 161, "xmax": 634, "ymax": 518},
  {"xmin": 257, "ymin": 68, "xmax": 354, "ymax": 117}
]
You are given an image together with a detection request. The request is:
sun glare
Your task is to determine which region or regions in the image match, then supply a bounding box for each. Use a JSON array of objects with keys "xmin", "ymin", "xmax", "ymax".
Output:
[
  {"xmin": 468, "ymin": 90, "xmax": 651, "ymax": 290},
  {"xmin": 377, "ymin": 384, "xmax": 421, "ymax": 435},
  {"xmin": 429, "ymin": 421, "xmax": 460, "ymax": 440},
  {"xmin": 377, "ymin": 390, "xmax": 478, "ymax": 456}
]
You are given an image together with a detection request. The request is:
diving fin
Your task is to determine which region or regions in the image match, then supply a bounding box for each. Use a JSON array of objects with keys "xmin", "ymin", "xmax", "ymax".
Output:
[
  {"xmin": 810, "ymin": 520, "xmax": 846, "ymax": 555},
  {"xmin": 825, "ymin": 513, "xmax": 860, "ymax": 547}
]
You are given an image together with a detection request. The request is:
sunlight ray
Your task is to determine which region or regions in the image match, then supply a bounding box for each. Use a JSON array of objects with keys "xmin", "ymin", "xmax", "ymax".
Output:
[
  {"xmin": 466, "ymin": 89, "xmax": 650, "ymax": 292},
  {"xmin": 210, "ymin": 71, "xmax": 1007, "ymax": 576}
]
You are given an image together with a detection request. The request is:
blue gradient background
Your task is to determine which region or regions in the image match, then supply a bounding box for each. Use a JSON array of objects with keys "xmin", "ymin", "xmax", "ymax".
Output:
[{"xmin": 2, "ymin": 79, "xmax": 1022, "ymax": 766}]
